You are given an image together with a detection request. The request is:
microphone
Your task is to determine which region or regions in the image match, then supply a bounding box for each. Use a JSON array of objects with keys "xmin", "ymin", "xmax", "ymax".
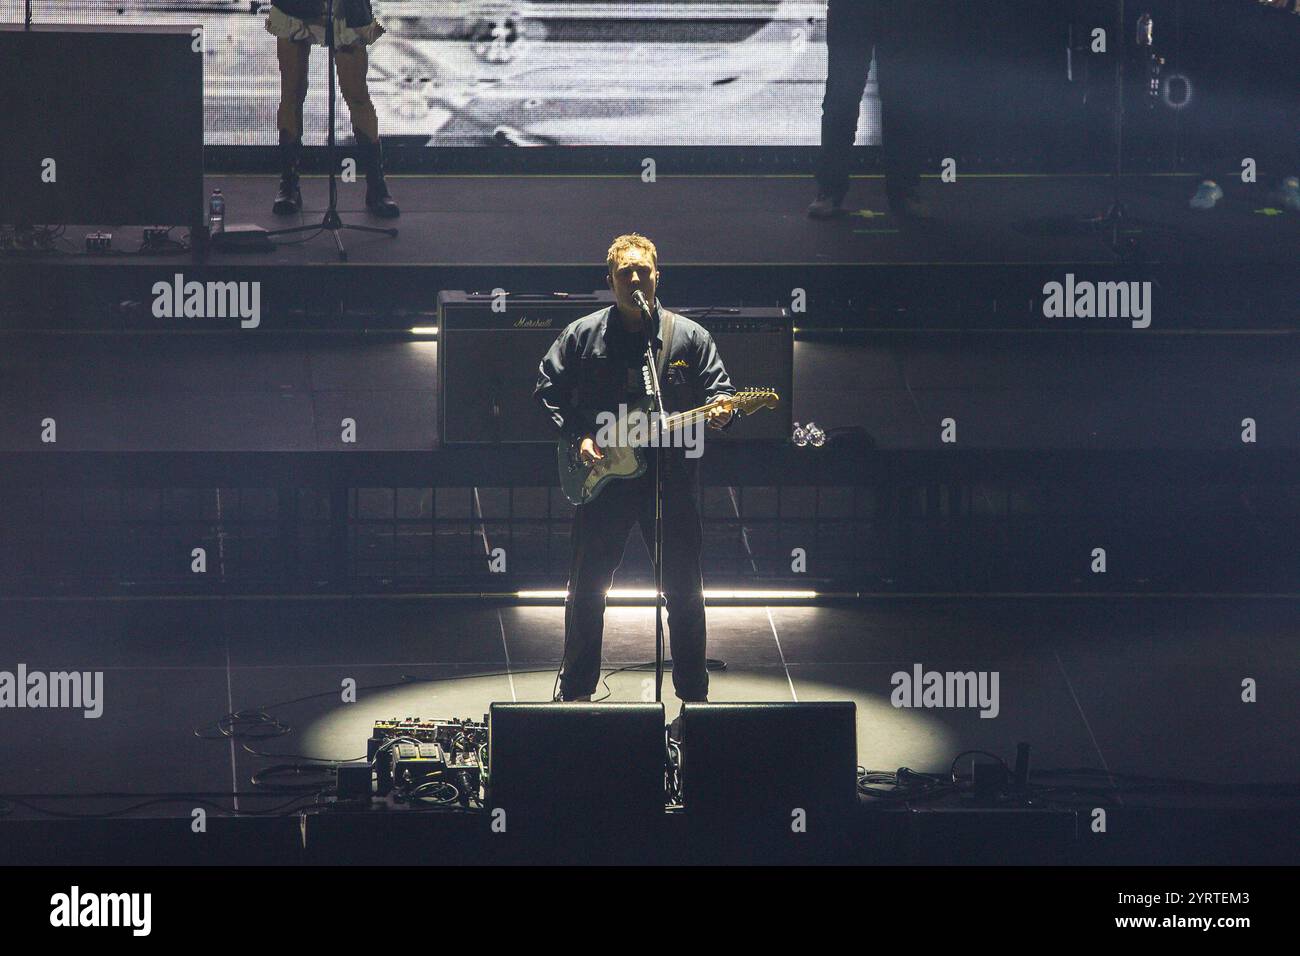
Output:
[{"xmin": 631, "ymin": 290, "xmax": 654, "ymax": 316}]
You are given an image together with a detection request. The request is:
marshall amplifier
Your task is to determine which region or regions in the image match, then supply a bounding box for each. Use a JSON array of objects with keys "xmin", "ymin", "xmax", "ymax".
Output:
[
  {"xmin": 437, "ymin": 292, "xmax": 792, "ymax": 445},
  {"xmin": 438, "ymin": 291, "xmax": 614, "ymax": 444}
]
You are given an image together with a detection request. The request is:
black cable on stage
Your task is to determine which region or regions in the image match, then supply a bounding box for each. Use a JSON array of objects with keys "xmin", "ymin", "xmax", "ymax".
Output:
[
  {"xmin": 194, "ymin": 672, "xmax": 448, "ymax": 746},
  {"xmin": 0, "ymin": 791, "xmax": 325, "ymax": 820},
  {"xmin": 242, "ymin": 742, "xmax": 370, "ymax": 764},
  {"xmin": 855, "ymin": 747, "xmax": 1300, "ymax": 809},
  {"xmin": 201, "ymin": 666, "xmax": 564, "ymax": 736},
  {"xmin": 1035, "ymin": 766, "xmax": 1289, "ymax": 787},
  {"xmin": 249, "ymin": 763, "xmax": 338, "ymax": 793},
  {"xmin": 1027, "ymin": 768, "xmax": 1300, "ymax": 801},
  {"xmin": 409, "ymin": 780, "xmax": 459, "ymax": 806},
  {"xmin": 857, "ymin": 766, "xmax": 954, "ymax": 803},
  {"xmin": 2, "ymin": 790, "xmax": 334, "ymax": 801},
  {"xmin": 194, "ymin": 674, "xmax": 500, "ymax": 800},
  {"xmin": 589, "ymin": 658, "xmax": 728, "ymax": 703},
  {"xmin": 195, "ymin": 708, "xmax": 292, "ymax": 742},
  {"xmin": 268, "ymin": 226, "xmax": 326, "ymax": 246},
  {"xmin": 196, "ymin": 668, "xmax": 546, "ymax": 764},
  {"xmin": 202, "ymin": 660, "xmax": 687, "ymax": 767}
]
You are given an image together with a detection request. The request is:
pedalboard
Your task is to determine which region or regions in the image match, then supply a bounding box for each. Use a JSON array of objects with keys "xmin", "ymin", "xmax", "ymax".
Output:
[{"xmin": 366, "ymin": 717, "xmax": 489, "ymax": 805}]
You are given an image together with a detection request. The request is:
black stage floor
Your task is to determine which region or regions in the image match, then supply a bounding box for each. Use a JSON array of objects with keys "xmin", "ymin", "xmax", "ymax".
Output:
[
  {"xmin": 25, "ymin": 172, "xmax": 1300, "ymax": 268},
  {"xmin": 0, "ymin": 594, "xmax": 1295, "ymax": 864},
  {"xmin": 150, "ymin": 172, "xmax": 1300, "ymax": 267}
]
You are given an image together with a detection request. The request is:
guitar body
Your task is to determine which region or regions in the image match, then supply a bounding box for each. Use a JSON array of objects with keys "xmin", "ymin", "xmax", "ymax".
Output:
[
  {"xmin": 557, "ymin": 397, "xmax": 652, "ymax": 506},
  {"xmin": 556, "ymin": 389, "xmax": 781, "ymax": 507}
]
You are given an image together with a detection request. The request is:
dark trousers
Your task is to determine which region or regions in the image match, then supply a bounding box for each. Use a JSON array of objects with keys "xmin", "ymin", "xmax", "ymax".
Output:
[
  {"xmin": 816, "ymin": 0, "xmax": 939, "ymax": 201},
  {"xmin": 1185, "ymin": 1, "xmax": 1300, "ymax": 184},
  {"xmin": 560, "ymin": 455, "xmax": 709, "ymax": 702}
]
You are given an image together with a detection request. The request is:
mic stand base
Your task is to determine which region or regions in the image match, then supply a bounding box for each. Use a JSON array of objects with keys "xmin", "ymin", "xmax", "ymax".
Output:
[{"xmin": 268, "ymin": 210, "xmax": 397, "ymax": 264}]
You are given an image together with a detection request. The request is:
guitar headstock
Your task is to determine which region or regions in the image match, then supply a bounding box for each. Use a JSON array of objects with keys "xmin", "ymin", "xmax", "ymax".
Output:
[{"xmin": 727, "ymin": 388, "xmax": 781, "ymax": 416}]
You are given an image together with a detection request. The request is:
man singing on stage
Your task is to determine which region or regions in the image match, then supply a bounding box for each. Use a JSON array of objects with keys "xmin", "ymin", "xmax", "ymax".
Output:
[{"xmin": 534, "ymin": 234, "xmax": 736, "ymax": 705}]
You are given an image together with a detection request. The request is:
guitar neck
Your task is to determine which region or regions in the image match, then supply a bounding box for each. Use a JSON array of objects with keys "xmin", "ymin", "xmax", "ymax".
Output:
[{"xmin": 661, "ymin": 402, "xmax": 724, "ymax": 433}]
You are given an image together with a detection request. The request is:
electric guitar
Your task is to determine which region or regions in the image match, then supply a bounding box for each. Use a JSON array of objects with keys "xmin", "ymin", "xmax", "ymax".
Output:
[{"xmin": 557, "ymin": 388, "xmax": 781, "ymax": 506}]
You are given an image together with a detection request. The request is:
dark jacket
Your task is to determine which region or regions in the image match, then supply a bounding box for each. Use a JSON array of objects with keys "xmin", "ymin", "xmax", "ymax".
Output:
[
  {"xmin": 534, "ymin": 304, "xmax": 736, "ymax": 441},
  {"xmin": 273, "ymin": 0, "xmax": 375, "ymax": 28}
]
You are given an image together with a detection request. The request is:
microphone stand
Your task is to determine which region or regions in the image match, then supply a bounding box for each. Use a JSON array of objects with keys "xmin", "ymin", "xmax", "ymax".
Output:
[
  {"xmin": 266, "ymin": 0, "xmax": 397, "ymax": 261},
  {"xmin": 638, "ymin": 296, "xmax": 667, "ymax": 703},
  {"xmin": 1080, "ymin": 0, "xmax": 1142, "ymax": 262},
  {"xmin": 1102, "ymin": 0, "xmax": 1130, "ymax": 255}
]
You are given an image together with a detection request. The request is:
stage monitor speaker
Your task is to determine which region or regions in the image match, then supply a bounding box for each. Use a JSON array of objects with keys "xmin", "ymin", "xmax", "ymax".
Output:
[
  {"xmin": 0, "ymin": 25, "xmax": 204, "ymax": 232},
  {"xmin": 438, "ymin": 292, "xmax": 792, "ymax": 444},
  {"xmin": 679, "ymin": 701, "xmax": 857, "ymax": 832},
  {"xmin": 488, "ymin": 702, "xmax": 666, "ymax": 835}
]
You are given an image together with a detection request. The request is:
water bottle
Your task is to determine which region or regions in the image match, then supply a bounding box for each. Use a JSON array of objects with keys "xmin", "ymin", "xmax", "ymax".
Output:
[{"xmin": 208, "ymin": 188, "xmax": 225, "ymax": 236}]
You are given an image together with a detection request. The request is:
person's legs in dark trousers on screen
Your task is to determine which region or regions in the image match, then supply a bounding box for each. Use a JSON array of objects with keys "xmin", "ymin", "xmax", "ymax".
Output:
[
  {"xmin": 558, "ymin": 459, "xmax": 709, "ymax": 703},
  {"xmin": 875, "ymin": 1, "xmax": 931, "ymax": 212},
  {"xmin": 811, "ymin": 0, "xmax": 877, "ymax": 216},
  {"xmin": 1188, "ymin": 24, "xmax": 1248, "ymax": 210},
  {"xmin": 811, "ymin": 0, "xmax": 932, "ymax": 218},
  {"xmin": 1188, "ymin": 5, "xmax": 1300, "ymax": 212}
]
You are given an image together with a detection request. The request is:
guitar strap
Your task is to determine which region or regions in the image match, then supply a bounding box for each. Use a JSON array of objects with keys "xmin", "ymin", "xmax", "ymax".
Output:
[{"xmin": 654, "ymin": 309, "xmax": 676, "ymax": 392}]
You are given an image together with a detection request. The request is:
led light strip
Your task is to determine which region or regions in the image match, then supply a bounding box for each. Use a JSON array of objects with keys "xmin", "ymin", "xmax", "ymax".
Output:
[{"xmin": 516, "ymin": 589, "xmax": 818, "ymax": 601}]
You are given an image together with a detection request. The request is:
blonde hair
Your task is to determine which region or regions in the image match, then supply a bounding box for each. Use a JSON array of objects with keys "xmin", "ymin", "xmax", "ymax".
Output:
[{"xmin": 606, "ymin": 233, "xmax": 658, "ymax": 274}]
